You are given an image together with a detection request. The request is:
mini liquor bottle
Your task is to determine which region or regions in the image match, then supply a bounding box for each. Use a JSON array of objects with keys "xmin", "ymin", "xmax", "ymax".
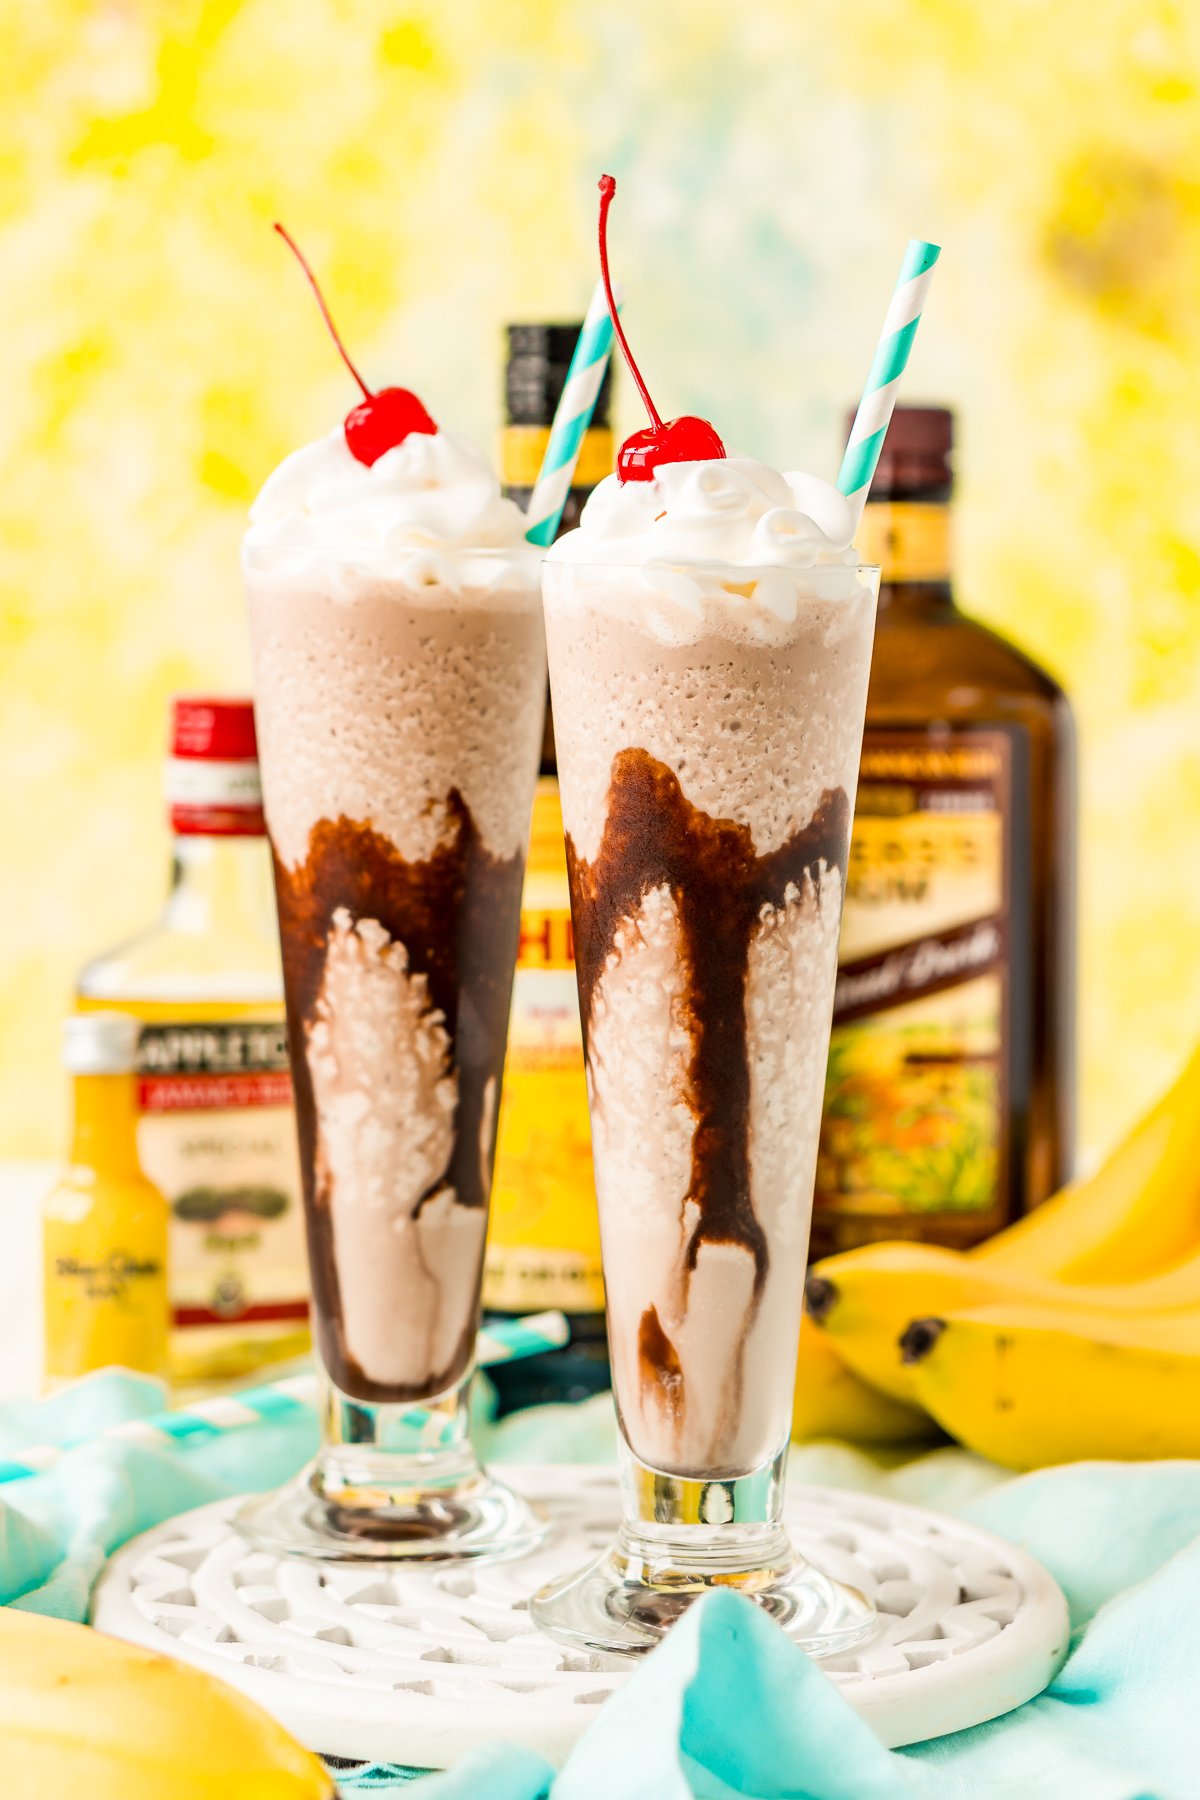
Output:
[
  {"xmin": 77, "ymin": 697, "xmax": 309, "ymax": 1386},
  {"xmin": 44, "ymin": 1012, "xmax": 169, "ymax": 1384}
]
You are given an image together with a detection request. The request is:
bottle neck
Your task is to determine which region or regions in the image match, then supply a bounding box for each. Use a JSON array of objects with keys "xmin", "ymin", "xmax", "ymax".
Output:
[
  {"xmin": 859, "ymin": 497, "xmax": 957, "ymax": 617},
  {"xmin": 70, "ymin": 1071, "xmax": 142, "ymax": 1175},
  {"xmin": 163, "ymin": 831, "xmax": 276, "ymax": 937}
]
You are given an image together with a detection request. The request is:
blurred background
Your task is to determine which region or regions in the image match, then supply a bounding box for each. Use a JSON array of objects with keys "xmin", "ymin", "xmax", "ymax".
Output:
[{"xmin": 2, "ymin": 0, "xmax": 1198, "ymax": 1162}]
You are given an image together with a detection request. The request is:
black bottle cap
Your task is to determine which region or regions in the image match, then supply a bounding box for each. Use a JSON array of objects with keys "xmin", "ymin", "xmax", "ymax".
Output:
[
  {"xmin": 506, "ymin": 323, "xmax": 613, "ymax": 428},
  {"xmin": 845, "ymin": 405, "xmax": 954, "ymax": 499}
]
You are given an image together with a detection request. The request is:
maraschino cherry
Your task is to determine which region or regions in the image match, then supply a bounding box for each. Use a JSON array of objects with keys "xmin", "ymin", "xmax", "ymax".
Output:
[
  {"xmin": 597, "ymin": 175, "xmax": 726, "ymax": 483},
  {"xmin": 274, "ymin": 223, "xmax": 436, "ymax": 467}
]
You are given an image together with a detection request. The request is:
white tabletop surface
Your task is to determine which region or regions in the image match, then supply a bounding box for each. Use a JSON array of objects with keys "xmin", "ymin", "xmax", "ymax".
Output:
[{"xmin": 0, "ymin": 1161, "xmax": 50, "ymax": 1402}]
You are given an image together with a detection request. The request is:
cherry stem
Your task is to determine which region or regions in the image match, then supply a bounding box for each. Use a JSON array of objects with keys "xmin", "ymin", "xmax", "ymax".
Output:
[
  {"xmin": 273, "ymin": 222, "xmax": 373, "ymax": 401},
  {"xmin": 597, "ymin": 175, "xmax": 663, "ymax": 434}
]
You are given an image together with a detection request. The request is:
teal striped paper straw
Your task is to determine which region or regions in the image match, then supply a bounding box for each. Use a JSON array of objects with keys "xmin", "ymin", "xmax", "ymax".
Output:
[
  {"xmin": 0, "ymin": 1373, "xmax": 319, "ymax": 1486},
  {"xmin": 524, "ymin": 279, "xmax": 618, "ymax": 547},
  {"xmin": 476, "ymin": 1311, "xmax": 568, "ymax": 1364},
  {"xmin": 0, "ymin": 1309, "xmax": 570, "ymax": 1485},
  {"xmin": 837, "ymin": 238, "xmax": 941, "ymax": 521}
]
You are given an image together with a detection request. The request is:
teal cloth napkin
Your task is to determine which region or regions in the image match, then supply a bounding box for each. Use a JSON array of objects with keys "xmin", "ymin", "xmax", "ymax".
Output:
[
  {"xmin": 2, "ymin": 1373, "xmax": 1198, "ymax": 1798},
  {"xmin": 0, "ymin": 1369, "xmax": 318, "ymax": 1619}
]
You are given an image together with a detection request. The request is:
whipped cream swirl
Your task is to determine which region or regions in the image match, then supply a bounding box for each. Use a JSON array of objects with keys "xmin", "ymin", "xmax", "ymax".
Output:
[
  {"xmin": 243, "ymin": 427, "xmax": 536, "ymax": 594},
  {"xmin": 546, "ymin": 456, "xmax": 869, "ymax": 644},
  {"xmin": 548, "ymin": 457, "xmax": 858, "ymax": 570}
]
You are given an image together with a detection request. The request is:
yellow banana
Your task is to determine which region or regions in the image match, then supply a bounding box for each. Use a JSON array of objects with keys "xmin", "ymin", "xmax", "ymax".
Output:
[
  {"xmin": 807, "ymin": 1237, "xmax": 1200, "ymax": 1401},
  {"xmin": 806, "ymin": 1043, "xmax": 1200, "ymax": 1401},
  {"xmin": 902, "ymin": 1301, "xmax": 1200, "ymax": 1469},
  {"xmin": 791, "ymin": 1318, "xmax": 932, "ymax": 1445},
  {"xmin": 975, "ymin": 1042, "xmax": 1200, "ymax": 1282},
  {"xmin": 0, "ymin": 1609, "xmax": 332, "ymax": 1799}
]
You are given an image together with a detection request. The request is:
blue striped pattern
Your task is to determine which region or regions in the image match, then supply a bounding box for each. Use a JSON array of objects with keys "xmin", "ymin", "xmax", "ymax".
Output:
[
  {"xmin": 0, "ymin": 1311, "xmax": 569, "ymax": 1486},
  {"xmin": 152, "ymin": 1385, "xmax": 313, "ymax": 1443},
  {"xmin": 525, "ymin": 281, "xmax": 618, "ymax": 546},
  {"xmin": 540, "ymin": 391, "xmax": 597, "ymax": 484},
  {"xmin": 897, "ymin": 236, "xmax": 941, "ymax": 287},
  {"xmin": 526, "ymin": 391, "xmax": 595, "ymax": 546},
  {"xmin": 838, "ymin": 238, "xmax": 941, "ymax": 507},
  {"xmin": 836, "ymin": 428, "xmax": 887, "ymax": 504},
  {"xmin": 477, "ymin": 1308, "xmax": 570, "ymax": 1366}
]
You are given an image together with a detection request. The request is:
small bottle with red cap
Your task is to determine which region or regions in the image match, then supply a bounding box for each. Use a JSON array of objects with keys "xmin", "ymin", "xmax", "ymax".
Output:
[{"xmin": 76, "ymin": 697, "xmax": 310, "ymax": 1389}]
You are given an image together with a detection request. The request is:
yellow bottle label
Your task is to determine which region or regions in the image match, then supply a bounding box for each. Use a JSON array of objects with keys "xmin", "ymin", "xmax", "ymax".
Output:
[
  {"xmin": 499, "ymin": 425, "xmax": 615, "ymax": 492},
  {"xmin": 43, "ymin": 1065, "xmax": 170, "ymax": 1388},
  {"xmin": 817, "ymin": 729, "xmax": 1012, "ymax": 1233},
  {"xmin": 857, "ymin": 502, "xmax": 950, "ymax": 583},
  {"xmin": 78, "ymin": 997, "xmax": 310, "ymax": 1382},
  {"xmin": 486, "ymin": 777, "xmax": 604, "ymax": 1314}
]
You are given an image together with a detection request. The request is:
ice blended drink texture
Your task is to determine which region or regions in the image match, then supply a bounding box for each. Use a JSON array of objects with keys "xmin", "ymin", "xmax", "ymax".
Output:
[
  {"xmin": 532, "ymin": 173, "xmax": 924, "ymax": 1657},
  {"xmin": 244, "ymin": 341, "xmax": 544, "ymax": 1408},
  {"xmin": 546, "ymin": 466, "xmax": 875, "ymax": 1481}
]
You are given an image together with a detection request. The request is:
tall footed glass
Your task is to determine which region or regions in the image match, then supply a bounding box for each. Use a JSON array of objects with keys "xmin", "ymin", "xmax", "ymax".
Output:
[
  {"xmin": 238, "ymin": 544, "xmax": 547, "ymax": 1560},
  {"xmin": 532, "ymin": 555, "xmax": 881, "ymax": 1651}
]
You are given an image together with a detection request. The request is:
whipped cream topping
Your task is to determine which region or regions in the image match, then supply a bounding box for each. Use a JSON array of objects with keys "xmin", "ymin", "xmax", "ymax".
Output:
[
  {"xmin": 243, "ymin": 427, "xmax": 536, "ymax": 593},
  {"xmin": 548, "ymin": 456, "xmax": 859, "ymax": 570},
  {"xmin": 545, "ymin": 456, "xmax": 871, "ymax": 645}
]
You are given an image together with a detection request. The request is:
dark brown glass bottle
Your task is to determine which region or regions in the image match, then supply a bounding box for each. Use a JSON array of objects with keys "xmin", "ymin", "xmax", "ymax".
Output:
[
  {"xmin": 485, "ymin": 325, "xmax": 613, "ymax": 1410},
  {"xmin": 812, "ymin": 408, "xmax": 1075, "ymax": 1257}
]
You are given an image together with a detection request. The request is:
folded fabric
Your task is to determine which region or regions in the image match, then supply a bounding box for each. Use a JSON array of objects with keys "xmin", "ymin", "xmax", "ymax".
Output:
[
  {"xmin": 0, "ymin": 1367, "xmax": 167, "ymax": 1460},
  {"xmin": 414, "ymin": 1591, "xmax": 909, "ymax": 1800},
  {"xmin": 399, "ymin": 1447, "xmax": 1200, "ymax": 1799},
  {"xmin": 0, "ymin": 1371, "xmax": 319, "ymax": 1619},
  {"xmin": 0, "ymin": 1370, "xmax": 603, "ymax": 1621},
  {"xmin": 3, "ymin": 1372, "xmax": 1199, "ymax": 1798},
  {"xmin": 412, "ymin": 1525, "xmax": 1200, "ymax": 1800}
]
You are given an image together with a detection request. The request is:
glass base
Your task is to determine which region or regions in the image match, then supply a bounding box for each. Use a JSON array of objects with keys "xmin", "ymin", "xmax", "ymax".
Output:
[
  {"xmin": 235, "ymin": 1378, "xmax": 546, "ymax": 1563},
  {"xmin": 236, "ymin": 1457, "xmax": 545, "ymax": 1563},
  {"xmin": 531, "ymin": 1446, "xmax": 876, "ymax": 1657}
]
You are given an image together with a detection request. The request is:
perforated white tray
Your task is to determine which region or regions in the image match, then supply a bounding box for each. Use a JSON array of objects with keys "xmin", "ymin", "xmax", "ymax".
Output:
[{"xmin": 93, "ymin": 1464, "xmax": 1069, "ymax": 1764}]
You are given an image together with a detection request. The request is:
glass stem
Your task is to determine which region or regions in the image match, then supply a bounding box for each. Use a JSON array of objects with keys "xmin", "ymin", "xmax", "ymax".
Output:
[
  {"xmin": 615, "ymin": 1439, "xmax": 795, "ymax": 1585},
  {"xmin": 307, "ymin": 1368, "xmax": 479, "ymax": 1508}
]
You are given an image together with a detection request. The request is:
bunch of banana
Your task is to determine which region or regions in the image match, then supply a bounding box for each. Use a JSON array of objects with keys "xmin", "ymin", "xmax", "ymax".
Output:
[
  {"xmin": 1, "ymin": 1607, "xmax": 332, "ymax": 1798},
  {"xmin": 801, "ymin": 1044, "xmax": 1200, "ymax": 1468},
  {"xmin": 791, "ymin": 1315, "xmax": 932, "ymax": 1446}
]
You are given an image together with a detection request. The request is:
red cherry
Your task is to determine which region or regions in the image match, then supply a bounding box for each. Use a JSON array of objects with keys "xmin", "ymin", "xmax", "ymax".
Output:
[
  {"xmin": 344, "ymin": 386, "xmax": 437, "ymax": 468},
  {"xmin": 597, "ymin": 175, "xmax": 726, "ymax": 485},
  {"xmin": 617, "ymin": 415, "xmax": 727, "ymax": 482},
  {"xmin": 274, "ymin": 223, "xmax": 437, "ymax": 467}
]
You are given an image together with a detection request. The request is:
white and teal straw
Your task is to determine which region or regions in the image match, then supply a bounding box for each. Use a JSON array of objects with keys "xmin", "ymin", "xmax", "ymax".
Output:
[
  {"xmin": 524, "ymin": 280, "xmax": 619, "ymax": 547},
  {"xmin": 837, "ymin": 238, "xmax": 941, "ymax": 521},
  {"xmin": 0, "ymin": 1309, "xmax": 569, "ymax": 1486}
]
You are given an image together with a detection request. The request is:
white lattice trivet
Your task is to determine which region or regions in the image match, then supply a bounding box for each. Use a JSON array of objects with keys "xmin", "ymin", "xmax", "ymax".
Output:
[{"xmin": 92, "ymin": 1464, "xmax": 1068, "ymax": 1764}]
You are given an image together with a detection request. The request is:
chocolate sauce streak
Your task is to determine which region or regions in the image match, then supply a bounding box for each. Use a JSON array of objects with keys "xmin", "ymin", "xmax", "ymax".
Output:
[
  {"xmin": 565, "ymin": 749, "xmax": 850, "ymax": 1419},
  {"xmin": 273, "ymin": 799, "xmax": 524, "ymax": 1404},
  {"xmin": 638, "ymin": 1305, "xmax": 683, "ymax": 1409}
]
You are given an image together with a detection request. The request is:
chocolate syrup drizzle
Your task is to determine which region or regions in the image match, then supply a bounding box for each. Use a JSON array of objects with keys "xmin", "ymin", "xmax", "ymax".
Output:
[
  {"xmin": 273, "ymin": 800, "xmax": 524, "ymax": 1404},
  {"xmin": 565, "ymin": 749, "xmax": 850, "ymax": 1415}
]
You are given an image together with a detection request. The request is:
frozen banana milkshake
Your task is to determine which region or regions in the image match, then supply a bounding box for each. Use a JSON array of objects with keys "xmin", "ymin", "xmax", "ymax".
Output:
[
  {"xmin": 246, "ymin": 424, "xmax": 544, "ymax": 1406},
  {"xmin": 545, "ymin": 455, "xmax": 877, "ymax": 1478}
]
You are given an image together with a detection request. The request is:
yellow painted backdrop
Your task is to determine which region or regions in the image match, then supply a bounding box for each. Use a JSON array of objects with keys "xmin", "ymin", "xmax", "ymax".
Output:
[{"xmin": 3, "ymin": 0, "xmax": 1199, "ymax": 1160}]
